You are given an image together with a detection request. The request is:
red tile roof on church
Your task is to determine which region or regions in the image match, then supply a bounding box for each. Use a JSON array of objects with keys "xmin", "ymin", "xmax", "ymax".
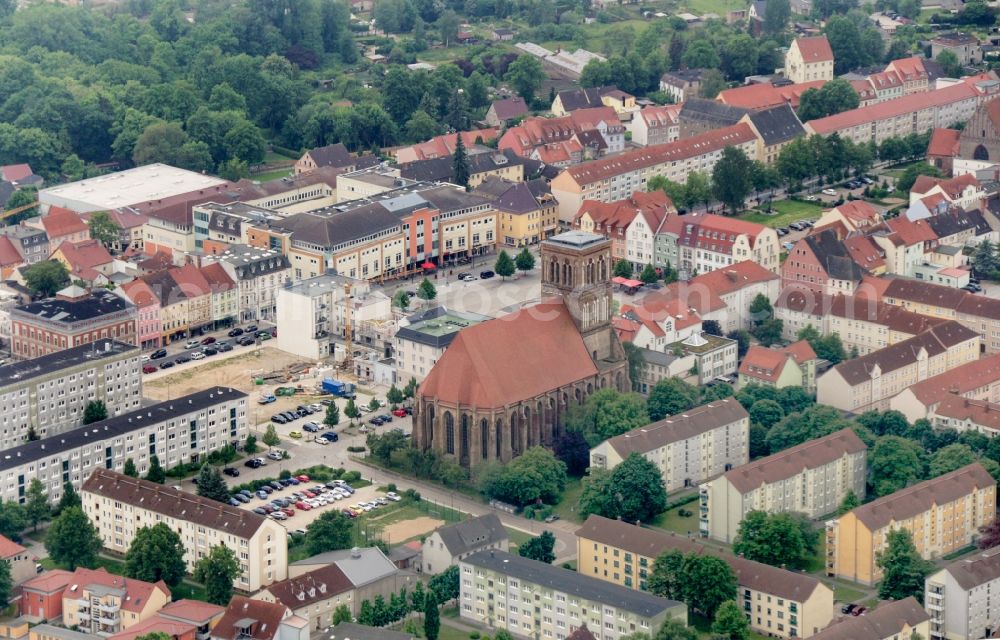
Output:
[
  {"xmin": 418, "ymin": 299, "xmax": 600, "ymax": 408},
  {"xmin": 928, "ymin": 128, "xmax": 961, "ymax": 157}
]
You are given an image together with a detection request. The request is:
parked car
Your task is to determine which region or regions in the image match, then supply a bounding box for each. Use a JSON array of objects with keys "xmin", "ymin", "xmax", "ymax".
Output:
[
  {"xmin": 229, "ymin": 498, "xmax": 241, "ymax": 506},
  {"xmin": 479, "ymin": 270, "xmax": 495, "ymax": 279},
  {"xmin": 852, "ymin": 606, "xmax": 867, "ymax": 616},
  {"xmin": 271, "ymin": 415, "xmax": 287, "ymax": 424},
  {"xmin": 822, "ymin": 188, "xmax": 838, "ymax": 196},
  {"xmin": 386, "ymin": 492, "xmax": 402, "ymax": 501},
  {"xmin": 252, "ymin": 507, "xmax": 267, "ymax": 515},
  {"xmin": 392, "ymin": 408, "xmax": 406, "ymax": 417},
  {"xmin": 270, "ymin": 511, "xmax": 287, "ymax": 521},
  {"xmin": 544, "ymin": 514, "xmax": 560, "ymax": 523},
  {"xmin": 238, "ymin": 336, "xmax": 256, "ymax": 346},
  {"xmin": 228, "ymin": 328, "xmax": 244, "ymax": 337},
  {"xmin": 379, "ymin": 413, "xmax": 393, "ymax": 422},
  {"xmin": 259, "ymin": 394, "xmax": 276, "ymax": 404},
  {"xmin": 185, "ymin": 339, "xmax": 201, "ymax": 349},
  {"xmin": 203, "ymin": 347, "xmax": 218, "ymax": 356},
  {"xmin": 303, "ymin": 422, "xmax": 320, "ymax": 432},
  {"xmin": 289, "ymin": 431, "xmax": 302, "ymax": 439},
  {"xmin": 321, "ymin": 431, "xmax": 339, "ymax": 442},
  {"xmin": 190, "ymin": 352, "xmax": 206, "ymax": 360},
  {"xmin": 295, "ymin": 501, "xmax": 311, "ymax": 510},
  {"xmin": 175, "ymin": 354, "xmax": 190, "ymax": 364},
  {"xmin": 245, "ymin": 325, "xmax": 258, "ymax": 333},
  {"xmin": 218, "ymin": 343, "xmax": 233, "ymax": 352},
  {"xmin": 150, "ymin": 349, "xmax": 168, "ymax": 360},
  {"xmin": 297, "ymin": 474, "xmax": 310, "ymax": 482},
  {"xmin": 143, "ymin": 365, "xmax": 157, "ymax": 374},
  {"xmin": 256, "ymin": 490, "xmax": 268, "ymax": 499},
  {"xmin": 257, "ymin": 331, "xmax": 272, "ymax": 341},
  {"xmin": 223, "ymin": 467, "xmax": 240, "ymax": 477},
  {"xmin": 159, "ymin": 361, "xmax": 175, "ymax": 370},
  {"xmin": 297, "ymin": 405, "xmax": 313, "ymax": 415},
  {"xmin": 245, "ymin": 459, "xmax": 262, "ymax": 469}
]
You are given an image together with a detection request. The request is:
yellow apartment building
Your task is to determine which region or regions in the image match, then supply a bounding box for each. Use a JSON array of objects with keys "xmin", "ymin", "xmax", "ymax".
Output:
[
  {"xmin": 826, "ymin": 463, "xmax": 996, "ymax": 586},
  {"xmin": 575, "ymin": 515, "xmax": 834, "ymax": 638}
]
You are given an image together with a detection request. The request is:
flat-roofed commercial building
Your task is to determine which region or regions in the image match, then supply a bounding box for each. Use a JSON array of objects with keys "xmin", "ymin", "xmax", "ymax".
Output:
[
  {"xmin": 826, "ymin": 463, "xmax": 996, "ymax": 586},
  {"xmin": 83, "ymin": 468, "xmax": 286, "ymax": 592},
  {"xmin": 0, "ymin": 339, "xmax": 140, "ymax": 450},
  {"xmin": 589, "ymin": 398, "xmax": 748, "ymax": 493},
  {"xmin": 395, "ymin": 306, "xmax": 491, "ymax": 382},
  {"xmin": 460, "ymin": 549, "xmax": 687, "ymax": 640},
  {"xmin": 11, "ymin": 287, "xmax": 137, "ymax": 360},
  {"xmin": 0, "ymin": 387, "xmax": 247, "ymax": 506},
  {"xmin": 701, "ymin": 428, "xmax": 868, "ymax": 543}
]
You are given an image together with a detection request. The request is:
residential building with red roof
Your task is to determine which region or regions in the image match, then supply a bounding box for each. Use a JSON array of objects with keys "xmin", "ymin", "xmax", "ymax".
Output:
[
  {"xmin": 866, "ymin": 69, "xmax": 905, "ymax": 102},
  {"xmin": 484, "ymin": 96, "xmax": 529, "ymax": 128},
  {"xmin": 738, "ymin": 340, "xmax": 819, "ymax": 392},
  {"xmin": 717, "ymin": 80, "xmax": 826, "ymax": 111},
  {"xmin": 814, "ymin": 201, "xmax": 882, "ymax": 234},
  {"xmin": 200, "ymin": 262, "xmax": 237, "ymax": 327},
  {"xmin": 572, "ymin": 191, "xmax": 675, "ymax": 266},
  {"xmin": 909, "ymin": 172, "xmax": 985, "ymax": 210},
  {"xmin": 817, "ymin": 320, "xmax": 981, "ymax": 412},
  {"xmin": 550, "ymin": 123, "xmax": 758, "ymax": 222},
  {"xmin": 49, "ymin": 240, "xmax": 113, "ymax": 285},
  {"xmin": 617, "ymin": 295, "xmax": 702, "ymax": 351},
  {"xmin": 0, "ymin": 235, "xmax": 24, "ymax": 280},
  {"xmin": 83, "ymin": 209, "xmax": 148, "ymax": 253},
  {"xmin": 683, "ymin": 260, "xmax": 780, "ymax": 332},
  {"xmin": 0, "ymin": 164, "xmax": 35, "ymax": 183},
  {"xmin": 890, "ymin": 352, "xmax": 1000, "ymax": 421},
  {"xmin": 849, "ymin": 78, "xmax": 879, "ymax": 106},
  {"xmin": 20, "ymin": 570, "xmax": 74, "ymax": 622},
  {"xmin": 413, "ymin": 231, "xmax": 629, "ymax": 469},
  {"xmin": 885, "ymin": 56, "xmax": 931, "ymax": 95},
  {"xmin": 931, "ymin": 395, "xmax": 1000, "ymax": 435},
  {"xmin": 677, "ymin": 212, "xmax": 781, "ymax": 275},
  {"xmin": 394, "ymin": 128, "xmax": 499, "ymax": 163},
  {"xmin": 31, "ymin": 207, "xmax": 89, "ymax": 248},
  {"xmin": 168, "ymin": 263, "xmax": 212, "ymax": 331},
  {"xmin": 209, "ymin": 596, "xmax": 307, "ymax": 640},
  {"xmin": 804, "ymin": 81, "xmax": 988, "ymax": 146},
  {"xmin": 499, "ymin": 108, "xmax": 625, "ymax": 164},
  {"xmin": 931, "ymin": 32, "xmax": 982, "ymax": 66},
  {"xmin": 107, "ymin": 615, "xmax": 196, "ymax": 640},
  {"xmin": 119, "ymin": 279, "xmax": 162, "ymax": 349},
  {"xmin": 784, "ymin": 36, "xmax": 834, "ymax": 83},
  {"xmin": 0, "ymin": 535, "xmax": 35, "ymax": 586},
  {"xmin": 631, "ymin": 105, "xmax": 681, "ymax": 147},
  {"xmin": 928, "ymin": 128, "xmax": 961, "ymax": 174}
]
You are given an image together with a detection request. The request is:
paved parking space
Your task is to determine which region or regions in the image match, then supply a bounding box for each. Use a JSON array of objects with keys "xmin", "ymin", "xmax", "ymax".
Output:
[{"xmin": 232, "ymin": 478, "xmax": 391, "ymax": 533}]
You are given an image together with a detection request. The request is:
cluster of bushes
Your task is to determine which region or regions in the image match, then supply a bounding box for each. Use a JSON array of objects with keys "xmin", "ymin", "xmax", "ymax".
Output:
[{"xmin": 165, "ymin": 445, "xmax": 239, "ymax": 478}]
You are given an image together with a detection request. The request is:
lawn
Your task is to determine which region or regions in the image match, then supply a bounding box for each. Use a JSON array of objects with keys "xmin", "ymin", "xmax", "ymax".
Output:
[
  {"xmin": 439, "ymin": 624, "xmax": 474, "ymax": 640},
  {"xmin": 683, "ymin": 0, "xmax": 746, "ymax": 15},
  {"xmin": 881, "ymin": 160, "xmax": 925, "ymax": 179},
  {"xmin": 832, "ymin": 583, "xmax": 868, "ymax": 605},
  {"xmin": 689, "ymin": 613, "xmax": 771, "ymax": 640},
  {"xmin": 505, "ymin": 526, "xmax": 534, "ymax": 551},
  {"xmin": 551, "ymin": 477, "xmax": 585, "ymax": 523},
  {"xmin": 739, "ymin": 199, "xmax": 825, "ymax": 228},
  {"xmin": 649, "ymin": 505, "xmax": 700, "ymax": 536},
  {"xmin": 251, "ymin": 167, "xmax": 293, "ymax": 182}
]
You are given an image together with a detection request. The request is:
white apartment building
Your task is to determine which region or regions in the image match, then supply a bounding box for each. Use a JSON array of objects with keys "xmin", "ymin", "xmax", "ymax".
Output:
[
  {"xmin": 275, "ymin": 273, "xmax": 391, "ymax": 360},
  {"xmin": 0, "ymin": 339, "xmax": 141, "ymax": 450},
  {"xmin": 590, "ymin": 398, "xmax": 749, "ymax": 493},
  {"xmin": 0, "ymin": 387, "xmax": 248, "ymax": 507},
  {"xmin": 211, "ymin": 245, "xmax": 292, "ymax": 323},
  {"xmin": 83, "ymin": 467, "xmax": 287, "ymax": 592},
  {"xmin": 926, "ymin": 546, "xmax": 1000, "ymax": 640},
  {"xmin": 395, "ymin": 307, "xmax": 491, "ymax": 383},
  {"xmin": 700, "ymin": 428, "xmax": 868, "ymax": 543},
  {"xmin": 459, "ymin": 550, "xmax": 688, "ymax": 640}
]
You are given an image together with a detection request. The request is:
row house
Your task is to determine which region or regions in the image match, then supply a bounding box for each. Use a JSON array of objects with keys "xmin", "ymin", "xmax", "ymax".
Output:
[
  {"xmin": 294, "ymin": 142, "xmax": 379, "ymax": 176},
  {"xmin": 717, "ymin": 80, "xmax": 826, "ymax": 112},
  {"xmin": 209, "ymin": 245, "xmax": 291, "ymax": 323},
  {"xmin": 0, "ymin": 387, "xmax": 246, "ymax": 508},
  {"xmin": 931, "ymin": 395, "xmax": 1000, "ymax": 436},
  {"xmin": 740, "ymin": 104, "xmax": 807, "ymax": 165},
  {"xmin": 572, "ymin": 191, "xmax": 674, "ymax": 266},
  {"xmin": 630, "ymin": 105, "xmax": 681, "ymax": 147},
  {"xmin": 910, "ymin": 173, "xmax": 986, "ymax": 211},
  {"xmin": 11, "ymin": 287, "xmax": 137, "ymax": 360},
  {"xmin": 775, "ymin": 289, "xmax": 946, "ymax": 356},
  {"xmin": 781, "ymin": 228, "xmax": 865, "ymax": 295},
  {"xmin": 473, "ymin": 177, "xmax": 559, "ymax": 248},
  {"xmin": 49, "ymin": 239, "xmax": 114, "ymax": 286},
  {"xmin": 549, "ymin": 123, "xmax": 758, "ymax": 222},
  {"xmin": 83, "ymin": 466, "xmax": 286, "ymax": 593},
  {"xmin": 701, "ymin": 428, "xmax": 868, "ymax": 544},
  {"xmin": 676, "ymin": 213, "xmax": 780, "ymax": 275},
  {"xmin": 499, "ymin": 107, "xmax": 626, "ymax": 165},
  {"xmin": 192, "ymin": 202, "xmax": 283, "ymax": 255},
  {"xmin": 1, "ymin": 223, "xmax": 49, "ymax": 265},
  {"xmin": 813, "ymin": 201, "xmax": 883, "ymax": 234},
  {"xmin": 118, "ymin": 279, "xmax": 163, "ymax": 349},
  {"xmin": 827, "ymin": 463, "xmax": 995, "ymax": 586},
  {"xmin": 589, "ymin": 397, "xmax": 749, "ymax": 493},
  {"xmin": 737, "ymin": 340, "xmax": 819, "ymax": 393},
  {"xmin": 879, "ymin": 277, "xmax": 1000, "ymax": 353},
  {"xmin": 29, "ymin": 207, "xmax": 89, "ymax": 248},
  {"xmin": 395, "ymin": 128, "xmax": 499, "ymax": 163},
  {"xmin": 576, "ymin": 516, "xmax": 835, "ymax": 639},
  {"xmin": 890, "ymin": 352, "xmax": 1000, "ymax": 421},
  {"xmin": 816, "ymin": 320, "xmax": 981, "ymax": 413},
  {"xmin": 805, "ymin": 80, "xmax": 993, "ymax": 146}
]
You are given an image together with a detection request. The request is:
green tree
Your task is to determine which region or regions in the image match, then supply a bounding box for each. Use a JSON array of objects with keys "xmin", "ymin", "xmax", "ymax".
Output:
[
  {"xmin": 25, "ymin": 479, "xmax": 49, "ymax": 532},
  {"xmin": 451, "ymin": 133, "xmax": 469, "ymax": 188},
  {"xmin": 929, "ymin": 443, "xmax": 978, "ymax": 477},
  {"xmin": 647, "ymin": 378, "xmax": 700, "ymax": 421},
  {"xmin": 765, "ymin": 405, "xmax": 853, "ymax": 453},
  {"xmin": 648, "ymin": 549, "xmax": 686, "ymax": 600},
  {"xmin": 519, "ymin": 530, "xmax": 557, "ymax": 563},
  {"xmin": 712, "ymin": 146, "xmax": 753, "ymax": 213},
  {"xmin": 424, "ymin": 588, "xmax": 440, "ymax": 640},
  {"xmin": 263, "ymin": 423, "xmax": 281, "ymax": 447},
  {"xmin": 332, "ymin": 604, "xmax": 352, "ymax": 625},
  {"xmin": 57, "ymin": 481, "xmax": 80, "ymax": 513},
  {"xmin": 305, "ymin": 510, "xmax": 354, "ymax": 555},
  {"xmin": 682, "ymin": 39, "xmax": 721, "ymax": 69},
  {"xmin": 0, "ymin": 502, "xmax": 25, "ymax": 542},
  {"xmin": 564, "ymin": 388, "xmax": 649, "ymax": 446},
  {"xmin": 654, "ymin": 618, "xmax": 698, "ymax": 640},
  {"xmin": 613, "ymin": 259, "xmax": 633, "ymax": 279},
  {"xmin": 417, "ymin": 278, "xmax": 437, "ymax": 301},
  {"xmin": 344, "ymin": 398, "xmax": 361, "ymax": 424},
  {"xmin": 878, "ymin": 529, "xmax": 934, "ymax": 602},
  {"xmin": 515, "ymin": 248, "xmax": 536, "ymax": 273},
  {"xmin": 838, "ymin": 490, "xmax": 860, "ymax": 515},
  {"xmin": 797, "ymin": 79, "xmax": 860, "ymax": 121},
  {"xmin": 698, "ymin": 69, "xmax": 727, "ymax": 100},
  {"xmin": 193, "ymin": 544, "xmax": 240, "ymax": 605},
  {"xmin": 478, "ymin": 447, "xmax": 567, "ymax": 507},
  {"xmin": 553, "ymin": 428, "xmax": 591, "ymax": 476},
  {"xmin": 712, "ymin": 600, "xmax": 750, "ymax": 640},
  {"xmin": 244, "ymin": 435, "xmax": 258, "ymax": 455},
  {"xmin": 0, "ymin": 557, "xmax": 11, "ymax": 609},
  {"xmin": 123, "ymin": 458, "xmax": 138, "ymax": 477},
  {"xmin": 405, "ymin": 110, "xmax": 439, "ymax": 143},
  {"xmin": 392, "ymin": 289, "xmax": 411, "ymax": 310},
  {"xmin": 222, "ymin": 119, "xmax": 267, "ymax": 164},
  {"xmin": 749, "ymin": 293, "xmax": 773, "ymax": 325},
  {"xmin": 83, "ymin": 400, "xmax": 108, "ymax": 425},
  {"xmin": 87, "ymin": 211, "xmax": 122, "ymax": 249},
  {"xmin": 196, "ymin": 464, "xmax": 231, "ymax": 503},
  {"xmin": 763, "ymin": 0, "xmax": 791, "ymax": 33},
  {"xmin": 638, "ymin": 264, "xmax": 658, "ymax": 284},
  {"xmin": 324, "ymin": 402, "xmax": 340, "ymax": 426},
  {"xmin": 495, "ymin": 250, "xmax": 516, "ymax": 279},
  {"xmin": 680, "ymin": 554, "xmax": 737, "ymax": 617},
  {"xmin": 506, "ymin": 55, "xmax": 544, "ymax": 102},
  {"xmin": 749, "ymin": 399, "xmax": 784, "ymax": 429},
  {"xmin": 3, "ymin": 187, "xmax": 38, "ymax": 221},
  {"xmin": 622, "ymin": 341, "xmax": 647, "ymax": 392},
  {"xmin": 936, "ymin": 50, "xmax": 963, "ymax": 78},
  {"xmin": 732, "ymin": 510, "xmax": 809, "ymax": 569},
  {"xmin": 368, "ymin": 396, "xmax": 381, "ymax": 412},
  {"xmin": 403, "ymin": 377, "xmax": 418, "ymax": 399},
  {"xmin": 429, "ymin": 565, "xmax": 460, "ymax": 603},
  {"xmin": 45, "ymin": 506, "xmax": 102, "ymax": 570},
  {"xmin": 386, "ymin": 384, "xmax": 404, "ymax": 406},
  {"xmin": 870, "ymin": 435, "xmax": 925, "ymax": 496},
  {"xmin": 125, "ymin": 523, "xmax": 186, "ymax": 587},
  {"xmin": 579, "ymin": 454, "xmax": 668, "ymax": 523},
  {"xmin": 23, "ymin": 260, "xmax": 70, "ymax": 297},
  {"xmin": 145, "ymin": 454, "xmax": 166, "ymax": 484},
  {"xmin": 896, "ymin": 162, "xmax": 941, "ymax": 192}
]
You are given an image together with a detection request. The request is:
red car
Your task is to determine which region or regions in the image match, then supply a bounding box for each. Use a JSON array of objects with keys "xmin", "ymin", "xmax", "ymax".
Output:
[
  {"xmin": 392, "ymin": 408, "xmax": 406, "ymax": 418},
  {"xmin": 296, "ymin": 475, "xmax": 310, "ymax": 482},
  {"xmin": 302, "ymin": 491, "xmax": 315, "ymax": 499},
  {"xmin": 295, "ymin": 501, "xmax": 311, "ymax": 510},
  {"xmin": 201, "ymin": 336, "xmax": 216, "ymax": 345},
  {"xmin": 281, "ymin": 508, "xmax": 295, "ymax": 517},
  {"xmin": 341, "ymin": 509, "xmax": 356, "ymax": 518},
  {"xmin": 143, "ymin": 365, "xmax": 157, "ymax": 374}
]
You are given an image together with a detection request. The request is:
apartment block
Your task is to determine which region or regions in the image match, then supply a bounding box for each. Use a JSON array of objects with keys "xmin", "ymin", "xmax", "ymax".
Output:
[
  {"xmin": 890, "ymin": 352, "xmax": 1000, "ymax": 422},
  {"xmin": 880, "ymin": 278, "xmax": 1000, "ymax": 354},
  {"xmin": 209, "ymin": 245, "xmax": 291, "ymax": 323},
  {"xmin": 590, "ymin": 398, "xmax": 748, "ymax": 493},
  {"xmin": 575, "ymin": 516, "xmax": 834, "ymax": 639},
  {"xmin": 926, "ymin": 545, "xmax": 1000, "ymax": 640},
  {"xmin": 0, "ymin": 339, "xmax": 140, "ymax": 450},
  {"xmin": 0, "ymin": 387, "xmax": 247, "ymax": 507},
  {"xmin": 395, "ymin": 306, "xmax": 491, "ymax": 383},
  {"xmin": 826, "ymin": 463, "xmax": 996, "ymax": 586},
  {"xmin": 816, "ymin": 320, "xmax": 981, "ymax": 413},
  {"xmin": 701, "ymin": 428, "xmax": 868, "ymax": 543},
  {"xmin": 83, "ymin": 468, "xmax": 287, "ymax": 592},
  {"xmin": 459, "ymin": 550, "xmax": 687, "ymax": 640}
]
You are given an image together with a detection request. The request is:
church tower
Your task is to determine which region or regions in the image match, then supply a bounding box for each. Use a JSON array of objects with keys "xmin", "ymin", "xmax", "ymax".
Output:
[{"xmin": 540, "ymin": 230, "xmax": 618, "ymax": 363}]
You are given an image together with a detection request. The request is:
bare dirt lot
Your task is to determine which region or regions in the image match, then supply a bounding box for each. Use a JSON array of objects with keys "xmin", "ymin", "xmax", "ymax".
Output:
[{"xmin": 382, "ymin": 516, "xmax": 444, "ymax": 542}]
